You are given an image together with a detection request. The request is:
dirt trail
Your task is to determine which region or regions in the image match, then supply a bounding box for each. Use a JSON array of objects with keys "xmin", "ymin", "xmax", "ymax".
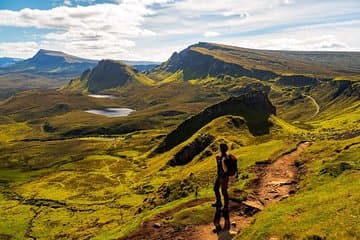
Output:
[
  {"xmin": 304, "ymin": 95, "xmax": 320, "ymax": 118},
  {"xmin": 121, "ymin": 142, "xmax": 311, "ymax": 240},
  {"xmin": 253, "ymin": 142, "xmax": 310, "ymax": 205}
]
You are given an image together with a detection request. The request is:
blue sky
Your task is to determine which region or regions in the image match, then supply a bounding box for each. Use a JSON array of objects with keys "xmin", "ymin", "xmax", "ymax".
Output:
[{"xmin": 0, "ymin": 0, "xmax": 359, "ymax": 61}]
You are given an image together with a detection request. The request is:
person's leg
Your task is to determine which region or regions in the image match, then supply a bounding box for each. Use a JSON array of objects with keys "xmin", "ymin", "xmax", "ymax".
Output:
[
  {"xmin": 213, "ymin": 177, "xmax": 222, "ymax": 207},
  {"xmin": 220, "ymin": 176, "xmax": 229, "ymax": 209},
  {"xmin": 213, "ymin": 206, "xmax": 222, "ymax": 232},
  {"xmin": 221, "ymin": 176, "xmax": 230, "ymax": 230},
  {"xmin": 213, "ymin": 177, "xmax": 222, "ymax": 232},
  {"xmin": 222, "ymin": 208, "xmax": 230, "ymax": 231}
]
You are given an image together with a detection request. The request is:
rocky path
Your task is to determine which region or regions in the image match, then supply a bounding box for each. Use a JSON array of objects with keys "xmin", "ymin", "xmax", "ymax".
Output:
[
  {"xmin": 304, "ymin": 95, "xmax": 320, "ymax": 118},
  {"xmin": 253, "ymin": 142, "xmax": 310, "ymax": 206},
  {"xmin": 121, "ymin": 142, "xmax": 311, "ymax": 240}
]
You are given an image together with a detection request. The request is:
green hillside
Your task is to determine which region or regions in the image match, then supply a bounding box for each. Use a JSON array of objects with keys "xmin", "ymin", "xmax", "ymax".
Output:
[{"xmin": 0, "ymin": 42, "xmax": 359, "ymax": 240}]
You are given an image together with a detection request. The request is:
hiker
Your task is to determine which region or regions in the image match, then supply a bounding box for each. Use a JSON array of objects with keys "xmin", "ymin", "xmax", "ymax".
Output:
[{"xmin": 213, "ymin": 143, "xmax": 238, "ymax": 232}]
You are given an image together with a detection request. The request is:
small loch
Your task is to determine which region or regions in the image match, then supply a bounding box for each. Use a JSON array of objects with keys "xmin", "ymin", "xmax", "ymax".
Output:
[
  {"xmin": 85, "ymin": 108, "xmax": 135, "ymax": 117},
  {"xmin": 88, "ymin": 94, "xmax": 118, "ymax": 99}
]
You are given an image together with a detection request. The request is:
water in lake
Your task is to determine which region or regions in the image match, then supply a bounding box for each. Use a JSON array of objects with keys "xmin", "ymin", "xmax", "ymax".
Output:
[
  {"xmin": 88, "ymin": 94, "xmax": 118, "ymax": 99},
  {"xmin": 85, "ymin": 108, "xmax": 134, "ymax": 117}
]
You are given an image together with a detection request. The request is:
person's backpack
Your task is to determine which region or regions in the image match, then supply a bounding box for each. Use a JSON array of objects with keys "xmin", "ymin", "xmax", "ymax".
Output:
[{"xmin": 225, "ymin": 154, "xmax": 238, "ymax": 176}]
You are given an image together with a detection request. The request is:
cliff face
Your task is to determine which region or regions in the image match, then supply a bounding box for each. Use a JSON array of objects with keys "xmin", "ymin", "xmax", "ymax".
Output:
[
  {"xmin": 85, "ymin": 60, "xmax": 134, "ymax": 93},
  {"xmin": 168, "ymin": 134, "xmax": 215, "ymax": 166},
  {"xmin": 155, "ymin": 45, "xmax": 278, "ymax": 81},
  {"xmin": 331, "ymin": 80, "xmax": 360, "ymax": 99},
  {"xmin": 153, "ymin": 91, "xmax": 276, "ymax": 154},
  {"xmin": 277, "ymin": 75, "xmax": 320, "ymax": 86}
]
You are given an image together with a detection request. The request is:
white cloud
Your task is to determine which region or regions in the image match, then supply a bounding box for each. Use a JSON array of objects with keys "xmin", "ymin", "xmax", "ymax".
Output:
[
  {"xmin": 63, "ymin": 0, "xmax": 72, "ymax": 6},
  {"xmin": 0, "ymin": 0, "xmax": 359, "ymax": 61},
  {"xmin": 203, "ymin": 31, "xmax": 220, "ymax": 37},
  {"xmin": 0, "ymin": 42, "xmax": 40, "ymax": 58},
  {"xmin": 0, "ymin": 1, "xmax": 161, "ymax": 59},
  {"xmin": 221, "ymin": 23, "xmax": 360, "ymax": 52}
]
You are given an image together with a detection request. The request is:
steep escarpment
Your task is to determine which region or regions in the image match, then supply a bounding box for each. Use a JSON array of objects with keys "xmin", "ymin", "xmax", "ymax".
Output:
[
  {"xmin": 153, "ymin": 43, "xmax": 278, "ymax": 81},
  {"xmin": 168, "ymin": 133, "xmax": 215, "ymax": 166},
  {"xmin": 86, "ymin": 60, "xmax": 134, "ymax": 92},
  {"xmin": 68, "ymin": 59, "xmax": 154, "ymax": 93},
  {"xmin": 330, "ymin": 80, "xmax": 360, "ymax": 99},
  {"xmin": 153, "ymin": 91, "xmax": 276, "ymax": 154},
  {"xmin": 306, "ymin": 79, "xmax": 360, "ymax": 109},
  {"xmin": 151, "ymin": 42, "xmax": 360, "ymax": 82},
  {"xmin": 277, "ymin": 75, "xmax": 321, "ymax": 86}
]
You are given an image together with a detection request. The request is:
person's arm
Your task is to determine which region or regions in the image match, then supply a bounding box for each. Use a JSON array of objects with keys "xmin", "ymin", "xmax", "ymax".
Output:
[{"xmin": 221, "ymin": 156, "xmax": 228, "ymax": 173}]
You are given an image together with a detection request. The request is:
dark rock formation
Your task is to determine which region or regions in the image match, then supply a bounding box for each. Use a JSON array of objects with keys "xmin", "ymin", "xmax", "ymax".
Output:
[
  {"xmin": 132, "ymin": 64, "xmax": 158, "ymax": 72},
  {"xmin": 153, "ymin": 91, "xmax": 276, "ymax": 154},
  {"xmin": 154, "ymin": 44, "xmax": 277, "ymax": 81},
  {"xmin": 330, "ymin": 80, "xmax": 360, "ymax": 99},
  {"xmin": 80, "ymin": 68, "xmax": 91, "ymax": 81},
  {"xmin": 86, "ymin": 60, "xmax": 134, "ymax": 93},
  {"xmin": 168, "ymin": 133, "xmax": 215, "ymax": 166},
  {"xmin": 277, "ymin": 75, "xmax": 320, "ymax": 86}
]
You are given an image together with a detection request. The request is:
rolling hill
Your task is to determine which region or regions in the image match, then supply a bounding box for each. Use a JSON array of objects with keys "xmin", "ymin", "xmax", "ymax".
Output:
[{"xmin": 0, "ymin": 42, "xmax": 359, "ymax": 240}]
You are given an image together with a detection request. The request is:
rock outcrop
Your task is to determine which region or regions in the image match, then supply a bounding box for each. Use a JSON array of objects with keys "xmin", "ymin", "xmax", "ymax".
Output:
[
  {"xmin": 277, "ymin": 75, "xmax": 320, "ymax": 86},
  {"xmin": 153, "ymin": 91, "xmax": 276, "ymax": 154},
  {"xmin": 330, "ymin": 80, "xmax": 360, "ymax": 99},
  {"xmin": 86, "ymin": 60, "xmax": 134, "ymax": 93},
  {"xmin": 168, "ymin": 134, "xmax": 215, "ymax": 166},
  {"xmin": 153, "ymin": 43, "xmax": 278, "ymax": 81}
]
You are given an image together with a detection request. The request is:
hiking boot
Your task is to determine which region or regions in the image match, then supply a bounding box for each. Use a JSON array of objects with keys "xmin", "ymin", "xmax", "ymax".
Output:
[
  {"xmin": 211, "ymin": 202, "xmax": 222, "ymax": 208},
  {"xmin": 212, "ymin": 225, "xmax": 222, "ymax": 233}
]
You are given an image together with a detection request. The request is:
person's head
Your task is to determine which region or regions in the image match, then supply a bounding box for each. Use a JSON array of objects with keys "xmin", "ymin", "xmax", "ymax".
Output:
[{"xmin": 219, "ymin": 143, "xmax": 228, "ymax": 155}]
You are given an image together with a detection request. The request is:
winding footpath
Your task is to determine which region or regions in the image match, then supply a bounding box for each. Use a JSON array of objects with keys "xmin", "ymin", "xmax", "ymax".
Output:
[
  {"xmin": 121, "ymin": 142, "xmax": 312, "ymax": 240},
  {"xmin": 303, "ymin": 95, "xmax": 320, "ymax": 119}
]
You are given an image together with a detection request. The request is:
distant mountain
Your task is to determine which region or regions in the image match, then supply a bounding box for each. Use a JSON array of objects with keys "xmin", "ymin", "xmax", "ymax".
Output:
[
  {"xmin": 0, "ymin": 57, "xmax": 23, "ymax": 67},
  {"xmin": 0, "ymin": 50, "xmax": 159, "ymax": 79},
  {"xmin": 150, "ymin": 42, "xmax": 360, "ymax": 81},
  {"xmin": 132, "ymin": 64, "xmax": 159, "ymax": 72},
  {"xmin": 120, "ymin": 60, "xmax": 160, "ymax": 72},
  {"xmin": 0, "ymin": 49, "xmax": 98, "ymax": 80},
  {"xmin": 68, "ymin": 59, "xmax": 154, "ymax": 93}
]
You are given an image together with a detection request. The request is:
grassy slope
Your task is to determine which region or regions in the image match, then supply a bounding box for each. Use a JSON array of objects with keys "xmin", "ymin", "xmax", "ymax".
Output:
[
  {"xmin": 191, "ymin": 43, "xmax": 360, "ymax": 78},
  {"xmin": 0, "ymin": 43, "xmax": 359, "ymax": 239},
  {"xmin": 235, "ymin": 95, "xmax": 360, "ymax": 239},
  {"xmin": 238, "ymin": 137, "xmax": 360, "ymax": 240},
  {"xmin": 0, "ymin": 77, "xmax": 358, "ymax": 239},
  {"xmin": 0, "ymin": 110, "xmax": 298, "ymax": 239}
]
